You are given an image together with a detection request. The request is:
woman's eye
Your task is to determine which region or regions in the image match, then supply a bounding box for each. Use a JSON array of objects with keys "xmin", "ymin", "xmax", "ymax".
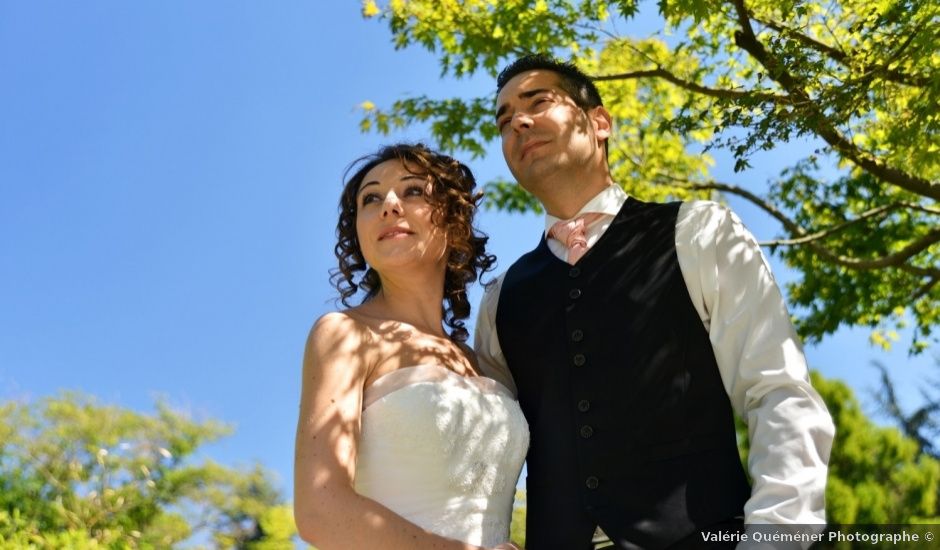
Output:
[
  {"xmin": 404, "ymin": 185, "xmax": 426, "ymax": 197},
  {"xmin": 361, "ymin": 193, "xmax": 380, "ymax": 205}
]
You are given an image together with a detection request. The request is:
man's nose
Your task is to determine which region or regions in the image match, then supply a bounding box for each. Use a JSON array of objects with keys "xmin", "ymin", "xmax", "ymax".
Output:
[
  {"xmin": 381, "ymin": 191, "xmax": 402, "ymax": 217},
  {"xmin": 511, "ymin": 111, "xmax": 534, "ymax": 132}
]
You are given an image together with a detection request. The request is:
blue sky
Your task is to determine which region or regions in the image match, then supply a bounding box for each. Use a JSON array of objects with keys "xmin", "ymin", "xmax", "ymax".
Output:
[{"xmin": 1, "ymin": 1, "xmax": 934, "ymax": 504}]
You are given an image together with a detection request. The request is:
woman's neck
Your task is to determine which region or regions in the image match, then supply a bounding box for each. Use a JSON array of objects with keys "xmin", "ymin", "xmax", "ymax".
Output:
[{"xmin": 367, "ymin": 270, "xmax": 447, "ymax": 337}]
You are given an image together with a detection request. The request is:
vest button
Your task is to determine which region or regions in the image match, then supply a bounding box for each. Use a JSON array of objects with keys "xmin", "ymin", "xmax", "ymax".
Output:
[
  {"xmin": 569, "ymin": 267, "xmax": 581, "ymax": 278},
  {"xmin": 580, "ymin": 425, "xmax": 594, "ymax": 438},
  {"xmin": 577, "ymin": 399, "xmax": 591, "ymax": 412},
  {"xmin": 571, "ymin": 329, "xmax": 584, "ymax": 342},
  {"xmin": 568, "ymin": 288, "xmax": 582, "ymax": 300},
  {"xmin": 573, "ymin": 354, "xmax": 586, "ymax": 367},
  {"xmin": 585, "ymin": 476, "xmax": 599, "ymax": 489}
]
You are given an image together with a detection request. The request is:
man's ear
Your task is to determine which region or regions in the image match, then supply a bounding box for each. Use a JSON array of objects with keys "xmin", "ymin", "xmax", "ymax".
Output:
[{"xmin": 589, "ymin": 106, "xmax": 612, "ymax": 144}]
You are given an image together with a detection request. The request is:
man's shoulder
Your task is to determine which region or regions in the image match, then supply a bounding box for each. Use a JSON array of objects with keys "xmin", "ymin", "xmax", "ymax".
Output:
[
  {"xmin": 481, "ymin": 270, "xmax": 508, "ymax": 299},
  {"xmin": 676, "ymin": 200, "xmax": 734, "ymax": 230},
  {"xmin": 619, "ymin": 197, "xmax": 686, "ymax": 222}
]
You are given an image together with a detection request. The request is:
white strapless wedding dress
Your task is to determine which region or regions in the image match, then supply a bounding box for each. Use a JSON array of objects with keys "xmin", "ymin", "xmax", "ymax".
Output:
[{"xmin": 355, "ymin": 365, "xmax": 530, "ymax": 546}]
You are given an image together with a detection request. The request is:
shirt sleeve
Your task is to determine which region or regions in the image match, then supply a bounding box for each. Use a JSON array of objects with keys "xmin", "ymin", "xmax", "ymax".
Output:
[
  {"xmin": 473, "ymin": 272, "xmax": 517, "ymax": 396},
  {"xmin": 675, "ymin": 201, "xmax": 835, "ymax": 528}
]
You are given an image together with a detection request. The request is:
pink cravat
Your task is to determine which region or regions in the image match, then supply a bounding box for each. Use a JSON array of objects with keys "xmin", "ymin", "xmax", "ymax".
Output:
[{"xmin": 548, "ymin": 213, "xmax": 604, "ymax": 265}]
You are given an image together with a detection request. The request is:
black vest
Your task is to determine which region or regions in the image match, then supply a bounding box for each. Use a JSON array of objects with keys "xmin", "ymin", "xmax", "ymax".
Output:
[{"xmin": 496, "ymin": 198, "xmax": 750, "ymax": 549}]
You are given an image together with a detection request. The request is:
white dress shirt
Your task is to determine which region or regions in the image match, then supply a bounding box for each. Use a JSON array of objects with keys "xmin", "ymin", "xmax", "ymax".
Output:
[{"xmin": 474, "ymin": 184, "xmax": 835, "ymax": 531}]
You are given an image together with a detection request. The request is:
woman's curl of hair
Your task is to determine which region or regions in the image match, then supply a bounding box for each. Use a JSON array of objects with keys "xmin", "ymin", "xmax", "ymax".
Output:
[{"xmin": 330, "ymin": 143, "xmax": 496, "ymax": 342}]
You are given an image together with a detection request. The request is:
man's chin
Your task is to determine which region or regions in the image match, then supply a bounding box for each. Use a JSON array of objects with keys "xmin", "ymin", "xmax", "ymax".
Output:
[{"xmin": 519, "ymin": 163, "xmax": 555, "ymax": 185}]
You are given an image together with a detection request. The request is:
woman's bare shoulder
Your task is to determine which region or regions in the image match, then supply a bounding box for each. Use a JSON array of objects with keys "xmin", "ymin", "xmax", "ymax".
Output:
[{"xmin": 304, "ymin": 310, "xmax": 375, "ymax": 369}]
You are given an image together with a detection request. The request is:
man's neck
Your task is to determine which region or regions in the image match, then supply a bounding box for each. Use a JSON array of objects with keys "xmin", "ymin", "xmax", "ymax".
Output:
[{"xmin": 541, "ymin": 178, "xmax": 614, "ymax": 220}]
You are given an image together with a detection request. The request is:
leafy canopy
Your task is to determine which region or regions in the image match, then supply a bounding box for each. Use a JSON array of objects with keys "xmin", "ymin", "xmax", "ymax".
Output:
[
  {"xmin": 359, "ymin": 0, "xmax": 939, "ymax": 353},
  {"xmin": 0, "ymin": 393, "xmax": 297, "ymax": 549}
]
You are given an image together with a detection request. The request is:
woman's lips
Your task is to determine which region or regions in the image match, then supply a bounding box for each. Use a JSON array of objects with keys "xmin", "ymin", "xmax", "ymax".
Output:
[{"xmin": 378, "ymin": 228, "xmax": 414, "ymax": 240}]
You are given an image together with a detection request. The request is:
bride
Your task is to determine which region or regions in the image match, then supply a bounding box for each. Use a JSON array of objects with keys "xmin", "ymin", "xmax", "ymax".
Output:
[{"xmin": 294, "ymin": 143, "xmax": 528, "ymax": 549}]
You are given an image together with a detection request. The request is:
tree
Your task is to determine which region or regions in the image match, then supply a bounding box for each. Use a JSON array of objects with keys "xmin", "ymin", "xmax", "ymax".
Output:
[
  {"xmin": 0, "ymin": 392, "xmax": 297, "ymax": 549},
  {"xmin": 813, "ymin": 371, "xmax": 940, "ymax": 523},
  {"xmin": 358, "ymin": 0, "xmax": 939, "ymax": 353},
  {"xmin": 734, "ymin": 372, "xmax": 940, "ymax": 524},
  {"xmin": 871, "ymin": 358, "xmax": 940, "ymax": 458}
]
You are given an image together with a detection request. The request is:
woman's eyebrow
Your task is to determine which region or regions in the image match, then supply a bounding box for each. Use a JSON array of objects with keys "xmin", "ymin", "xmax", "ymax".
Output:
[{"xmin": 356, "ymin": 180, "xmax": 378, "ymax": 197}]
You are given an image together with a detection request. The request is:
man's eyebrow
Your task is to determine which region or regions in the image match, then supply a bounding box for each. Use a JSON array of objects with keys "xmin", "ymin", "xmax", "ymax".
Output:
[{"xmin": 495, "ymin": 88, "xmax": 552, "ymax": 122}]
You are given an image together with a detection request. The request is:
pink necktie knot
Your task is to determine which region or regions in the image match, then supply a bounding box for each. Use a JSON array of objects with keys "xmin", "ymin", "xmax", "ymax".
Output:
[{"xmin": 549, "ymin": 213, "xmax": 604, "ymax": 265}]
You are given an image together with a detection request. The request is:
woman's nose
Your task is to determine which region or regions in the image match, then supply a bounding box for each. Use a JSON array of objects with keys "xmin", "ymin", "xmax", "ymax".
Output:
[{"xmin": 381, "ymin": 191, "xmax": 402, "ymax": 217}]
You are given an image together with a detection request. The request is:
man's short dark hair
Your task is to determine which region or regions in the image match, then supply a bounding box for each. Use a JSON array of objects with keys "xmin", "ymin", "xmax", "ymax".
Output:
[{"xmin": 496, "ymin": 54, "xmax": 604, "ymax": 111}]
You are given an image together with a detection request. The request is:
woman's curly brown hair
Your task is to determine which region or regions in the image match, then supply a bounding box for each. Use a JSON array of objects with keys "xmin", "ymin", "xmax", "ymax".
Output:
[{"xmin": 331, "ymin": 143, "xmax": 496, "ymax": 342}]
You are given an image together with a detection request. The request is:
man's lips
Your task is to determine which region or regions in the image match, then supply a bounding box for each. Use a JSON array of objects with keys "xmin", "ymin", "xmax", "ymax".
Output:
[
  {"xmin": 520, "ymin": 140, "xmax": 548, "ymax": 160},
  {"xmin": 378, "ymin": 228, "xmax": 414, "ymax": 241}
]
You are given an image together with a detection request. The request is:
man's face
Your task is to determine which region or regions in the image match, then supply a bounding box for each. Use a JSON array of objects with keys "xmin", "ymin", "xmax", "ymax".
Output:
[{"xmin": 495, "ymin": 70, "xmax": 603, "ymax": 193}]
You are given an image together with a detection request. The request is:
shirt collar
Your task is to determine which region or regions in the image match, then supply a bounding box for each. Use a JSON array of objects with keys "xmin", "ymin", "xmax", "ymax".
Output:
[{"xmin": 544, "ymin": 184, "xmax": 628, "ymax": 235}]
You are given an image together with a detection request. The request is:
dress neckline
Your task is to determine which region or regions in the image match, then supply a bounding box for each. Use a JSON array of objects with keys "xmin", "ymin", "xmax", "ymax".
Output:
[{"xmin": 362, "ymin": 365, "xmax": 515, "ymax": 411}]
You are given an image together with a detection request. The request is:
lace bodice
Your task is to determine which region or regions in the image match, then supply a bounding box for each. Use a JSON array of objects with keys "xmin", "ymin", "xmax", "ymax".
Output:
[{"xmin": 355, "ymin": 365, "xmax": 529, "ymax": 546}]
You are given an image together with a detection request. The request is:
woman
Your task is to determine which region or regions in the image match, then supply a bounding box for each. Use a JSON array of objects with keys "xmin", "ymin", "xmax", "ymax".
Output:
[{"xmin": 294, "ymin": 143, "xmax": 528, "ymax": 550}]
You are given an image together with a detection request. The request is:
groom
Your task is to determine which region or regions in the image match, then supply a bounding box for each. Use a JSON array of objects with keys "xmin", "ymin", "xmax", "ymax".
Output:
[{"xmin": 475, "ymin": 54, "xmax": 835, "ymax": 549}]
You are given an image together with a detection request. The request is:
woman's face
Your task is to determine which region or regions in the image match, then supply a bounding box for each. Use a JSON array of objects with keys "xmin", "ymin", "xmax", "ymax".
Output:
[{"xmin": 354, "ymin": 159, "xmax": 448, "ymax": 275}]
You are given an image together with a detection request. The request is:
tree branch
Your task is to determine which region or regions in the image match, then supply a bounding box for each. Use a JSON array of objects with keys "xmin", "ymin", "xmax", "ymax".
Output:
[
  {"xmin": 912, "ymin": 276, "xmax": 938, "ymax": 302},
  {"xmin": 828, "ymin": 228, "xmax": 940, "ymax": 270},
  {"xmin": 729, "ymin": 0, "xmax": 940, "ymax": 201},
  {"xmin": 758, "ymin": 202, "xmax": 904, "ymax": 246},
  {"xmin": 903, "ymin": 265, "xmax": 940, "ymax": 278},
  {"xmin": 907, "ymin": 203, "xmax": 940, "ymax": 216},
  {"xmin": 754, "ymin": 16, "xmax": 930, "ymax": 87},
  {"xmin": 593, "ymin": 68, "xmax": 790, "ymax": 103},
  {"xmin": 669, "ymin": 178, "xmax": 940, "ymax": 275},
  {"xmin": 757, "ymin": 17, "xmax": 848, "ymax": 63}
]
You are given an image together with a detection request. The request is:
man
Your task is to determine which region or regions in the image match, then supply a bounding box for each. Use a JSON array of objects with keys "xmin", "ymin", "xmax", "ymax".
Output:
[{"xmin": 475, "ymin": 54, "xmax": 835, "ymax": 549}]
